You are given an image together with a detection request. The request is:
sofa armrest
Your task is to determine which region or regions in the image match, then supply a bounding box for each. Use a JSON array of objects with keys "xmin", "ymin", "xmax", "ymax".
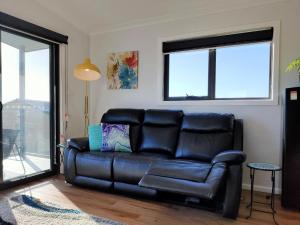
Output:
[
  {"xmin": 212, "ymin": 150, "xmax": 246, "ymax": 165},
  {"xmin": 67, "ymin": 137, "xmax": 89, "ymax": 152},
  {"xmin": 223, "ymin": 164, "xmax": 243, "ymax": 219},
  {"xmin": 64, "ymin": 148, "xmax": 77, "ymax": 183}
]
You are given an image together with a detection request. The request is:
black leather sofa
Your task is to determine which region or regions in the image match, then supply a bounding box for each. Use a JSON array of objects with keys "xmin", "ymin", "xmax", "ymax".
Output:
[{"xmin": 64, "ymin": 109, "xmax": 246, "ymax": 219}]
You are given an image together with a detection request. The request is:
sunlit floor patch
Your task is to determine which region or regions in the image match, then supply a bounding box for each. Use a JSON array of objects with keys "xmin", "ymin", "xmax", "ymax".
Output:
[{"xmin": 3, "ymin": 155, "xmax": 50, "ymax": 181}]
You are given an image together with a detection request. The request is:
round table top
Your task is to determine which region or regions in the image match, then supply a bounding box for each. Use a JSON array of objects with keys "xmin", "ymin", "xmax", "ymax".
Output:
[{"xmin": 247, "ymin": 162, "xmax": 281, "ymax": 171}]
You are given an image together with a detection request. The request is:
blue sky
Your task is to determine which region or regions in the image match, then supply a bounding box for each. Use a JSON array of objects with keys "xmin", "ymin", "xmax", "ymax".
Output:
[
  {"xmin": 1, "ymin": 41, "xmax": 50, "ymax": 104},
  {"xmin": 169, "ymin": 50, "xmax": 209, "ymax": 97},
  {"xmin": 168, "ymin": 42, "xmax": 271, "ymax": 98}
]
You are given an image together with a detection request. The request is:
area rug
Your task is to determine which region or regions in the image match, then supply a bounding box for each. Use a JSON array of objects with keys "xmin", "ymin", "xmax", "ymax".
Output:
[{"xmin": 0, "ymin": 195, "xmax": 124, "ymax": 225}]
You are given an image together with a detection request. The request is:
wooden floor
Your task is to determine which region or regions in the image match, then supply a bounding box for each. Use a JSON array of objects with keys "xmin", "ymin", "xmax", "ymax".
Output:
[{"xmin": 0, "ymin": 175, "xmax": 299, "ymax": 225}]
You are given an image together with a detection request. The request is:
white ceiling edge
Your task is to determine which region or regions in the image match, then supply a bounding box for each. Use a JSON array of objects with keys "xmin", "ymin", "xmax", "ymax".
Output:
[
  {"xmin": 32, "ymin": 0, "xmax": 287, "ymax": 36},
  {"xmin": 89, "ymin": 0, "xmax": 286, "ymax": 36},
  {"xmin": 30, "ymin": 0, "xmax": 89, "ymax": 35}
]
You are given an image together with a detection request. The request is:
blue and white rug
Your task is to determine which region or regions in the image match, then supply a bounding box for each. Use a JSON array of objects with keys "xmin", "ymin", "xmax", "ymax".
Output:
[{"xmin": 0, "ymin": 195, "xmax": 124, "ymax": 225}]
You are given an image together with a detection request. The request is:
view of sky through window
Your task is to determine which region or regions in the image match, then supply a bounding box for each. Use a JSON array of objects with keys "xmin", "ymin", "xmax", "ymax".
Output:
[
  {"xmin": 1, "ymin": 30, "xmax": 51, "ymax": 180},
  {"xmin": 1, "ymin": 42, "xmax": 20, "ymax": 104},
  {"xmin": 25, "ymin": 49, "xmax": 50, "ymax": 101},
  {"xmin": 169, "ymin": 49, "xmax": 209, "ymax": 97},
  {"xmin": 216, "ymin": 42, "xmax": 271, "ymax": 98},
  {"xmin": 167, "ymin": 42, "xmax": 271, "ymax": 99},
  {"xmin": 1, "ymin": 32, "xmax": 50, "ymax": 104}
]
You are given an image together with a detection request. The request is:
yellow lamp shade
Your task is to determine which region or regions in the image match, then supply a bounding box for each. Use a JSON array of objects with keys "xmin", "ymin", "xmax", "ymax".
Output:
[{"xmin": 74, "ymin": 58, "xmax": 101, "ymax": 81}]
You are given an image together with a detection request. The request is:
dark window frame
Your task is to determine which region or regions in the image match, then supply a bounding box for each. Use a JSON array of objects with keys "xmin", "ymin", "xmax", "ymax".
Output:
[
  {"xmin": 163, "ymin": 28, "xmax": 273, "ymax": 101},
  {"xmin": 0, "ymin": 11, "xmax": 68, "ymax": 44},
  {"xmin": 0, "ymin": 12, "xmax": 67, "ymax": 189}
]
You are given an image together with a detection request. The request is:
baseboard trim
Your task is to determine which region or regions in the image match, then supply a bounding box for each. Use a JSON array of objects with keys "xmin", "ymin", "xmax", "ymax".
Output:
[{"xmin": 243, "ymin": 183, "xmax": 281, "ymax": 195}]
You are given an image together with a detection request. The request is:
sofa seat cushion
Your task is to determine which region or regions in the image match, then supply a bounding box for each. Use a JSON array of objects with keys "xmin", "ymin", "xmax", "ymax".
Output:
[
  {"xmin": 146, "ymin": 160, "xmax": 211, "ymax": 182},
  {"xmin": 113, "ymin": 152, "xmax": 170, "ymax": 184},
  {"xmin": 76, "ymin": 152, "xmax": 116, "ymax": 180},
  {"xmin": 139, "ymin": 162, "xmax": 227, "ymax": 200}
]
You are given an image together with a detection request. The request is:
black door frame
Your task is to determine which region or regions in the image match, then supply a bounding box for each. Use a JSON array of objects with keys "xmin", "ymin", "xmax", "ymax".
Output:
[{"xmin": 0, "ymin": 25, "xmax": 60, "ymax": 190}]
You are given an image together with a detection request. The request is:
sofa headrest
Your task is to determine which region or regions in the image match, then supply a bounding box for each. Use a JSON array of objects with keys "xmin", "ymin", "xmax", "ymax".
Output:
[
  {"xmin": 182, "ymin": 113, "xmax": 234, "ymax": 132},
  {"xmin": 143, "ymin": 109, "xmax": 183, "ymax": 126},
  {"xmin": 101, "ymin": 108, "xmax": 145, "ymax": 125}
]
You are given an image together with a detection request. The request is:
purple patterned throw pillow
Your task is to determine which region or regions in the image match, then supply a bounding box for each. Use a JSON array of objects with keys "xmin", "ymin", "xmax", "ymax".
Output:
[{"xmin": 101, "ymin": 123, "xmax": 132, "ymax": 152}]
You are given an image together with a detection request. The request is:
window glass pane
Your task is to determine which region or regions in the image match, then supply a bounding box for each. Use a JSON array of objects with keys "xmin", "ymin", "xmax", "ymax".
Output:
[
  {"xmin": 1, "ymin": 30, "xmax": 51, "ymax": 181},
  {"xmin": 1, "ymin": 42, "xmax": 19, "ymax": 104},
  {"xmin": 169, "ymin": 50, "xmax": 209, "ymax": 98},
  {"xmin": 216, "ymin": 42, "xmax": 271, "ymax": 98},
  {"xmin": 25, "ymin": 49, "xmax": 50, "ymax": 101}
]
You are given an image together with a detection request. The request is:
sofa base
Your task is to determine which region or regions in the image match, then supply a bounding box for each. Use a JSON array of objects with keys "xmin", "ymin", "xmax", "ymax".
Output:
[
  {"xmin": 73, "ymin": 176, "xmax": 112, "ymax": 190},
  {"xmin": 66, "ymin": 176, "xmax": 236, "ymax": 219},
  {"xmin": 114, "ymin": 182, "xmax": 157, "ymax": 197}
]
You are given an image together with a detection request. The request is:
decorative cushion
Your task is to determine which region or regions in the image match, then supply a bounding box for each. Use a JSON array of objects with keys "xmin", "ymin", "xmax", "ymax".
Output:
[
  {"xmin": 101, "ymin": 109, "xmax": 145, "ymax": 152},
  {"xmin": 102, "ymin": 123, "xmax": 132, "ymax": 152},
  {"xmin": 88, "ymin": 124, "xmax": 102, "ymax": 151}
]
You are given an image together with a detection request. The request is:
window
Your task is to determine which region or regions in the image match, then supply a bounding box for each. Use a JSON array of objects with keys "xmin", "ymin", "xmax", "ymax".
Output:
[
  {"xmin": 163, "ymin": 28, "xmax": 273, "ymax": 101},
  {"xmin": 0, "ymin": 11, "xmax": 68, "ymax": 188},
  {"xmin": 1, "ymin": 29, "xmax": 52, "ymax": 182}
]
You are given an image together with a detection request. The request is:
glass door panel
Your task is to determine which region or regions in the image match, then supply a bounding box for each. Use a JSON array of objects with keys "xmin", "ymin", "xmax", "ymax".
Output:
[{"xmin": 0, "ymin": 30, "xmax": 51, "ymax": 182}]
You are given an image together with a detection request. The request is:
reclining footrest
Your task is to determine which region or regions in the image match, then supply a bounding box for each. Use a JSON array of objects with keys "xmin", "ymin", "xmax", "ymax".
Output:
[{"xmin": 139, "ymin": 160, "xmax": 227, "ymax": 200}]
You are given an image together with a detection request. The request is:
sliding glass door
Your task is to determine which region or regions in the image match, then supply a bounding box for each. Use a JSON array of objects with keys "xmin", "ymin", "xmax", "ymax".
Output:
[{"xmin": 0, "ymin": 28, "xmax": 58, "ymax": 185}]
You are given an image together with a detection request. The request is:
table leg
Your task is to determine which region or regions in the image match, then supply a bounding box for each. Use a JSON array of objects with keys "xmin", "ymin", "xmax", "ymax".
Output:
[
  {"xmin": 271, "ymin": 171, "xmax": 279, "ymax": 225},
  {"xmin": 247, "ymin": 168, "xmax": 255, "ymax": 219}
]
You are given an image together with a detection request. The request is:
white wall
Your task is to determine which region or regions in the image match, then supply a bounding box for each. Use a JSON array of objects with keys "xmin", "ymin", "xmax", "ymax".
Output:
[
  {"xmin": 90, "ymin": 0, "xmax": 300, "ymax": 193},
  {"xmin": 0, "ymin": 0, "xmax": 89, "ymax": 138}
]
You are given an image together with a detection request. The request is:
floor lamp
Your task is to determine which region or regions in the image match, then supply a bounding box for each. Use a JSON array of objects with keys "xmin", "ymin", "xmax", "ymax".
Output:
[{"xmin": 74, "ymin": 58, "xmax": 101, "ymax": 136}]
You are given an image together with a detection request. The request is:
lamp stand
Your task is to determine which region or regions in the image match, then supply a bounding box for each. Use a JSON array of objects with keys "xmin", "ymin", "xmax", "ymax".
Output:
[
  {"xmin": 84, "ymin": 81, "xmax": 89, "ymax": 136},
  {"xmin": 74, "ymin": 58, "xmax": 101, "ymax": 136}
]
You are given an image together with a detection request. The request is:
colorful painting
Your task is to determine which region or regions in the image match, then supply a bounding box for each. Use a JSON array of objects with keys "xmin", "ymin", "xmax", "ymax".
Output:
[{"xmin": 107, "ymin": 51, "xmax": 138, "ymax": 89}]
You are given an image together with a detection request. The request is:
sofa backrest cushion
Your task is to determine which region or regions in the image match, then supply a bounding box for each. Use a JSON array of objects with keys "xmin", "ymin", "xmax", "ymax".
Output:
[
  {"xmin": 139, "ymin": 109, "xmax": 183, "ymax": 155},
  {"xmin": 101, "ymin": 109, "xmax": 145, "ymax": 152},
  {"xmin": 101, "ymin": 108, "xmax": 144, "ymax": 125},
  {"xmin": 175, "ymin": 113, "xmax": 234, "ymax": 162},
  {"xmin": 143, "ymin": 110, "xmax": 182, "ymax": 126},
  {"xmin": 181, "ymin": 113, "xmax": 234, "ymax": 132}
]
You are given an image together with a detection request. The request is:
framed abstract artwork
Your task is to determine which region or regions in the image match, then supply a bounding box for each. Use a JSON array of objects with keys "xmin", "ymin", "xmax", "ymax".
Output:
[{"xmin": 107, "ymin": 51, "xmax": 138, "ymax": 89}]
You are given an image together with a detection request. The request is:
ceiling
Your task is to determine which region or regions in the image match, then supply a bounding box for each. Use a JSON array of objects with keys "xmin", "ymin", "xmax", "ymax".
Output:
[
  {"xmin": 33, "ymin": 0, "xmax": 284, "ymax": 34},
  {"xmin": 2, "ymin": 30, "xmax": 49, "ymax": 52}
]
